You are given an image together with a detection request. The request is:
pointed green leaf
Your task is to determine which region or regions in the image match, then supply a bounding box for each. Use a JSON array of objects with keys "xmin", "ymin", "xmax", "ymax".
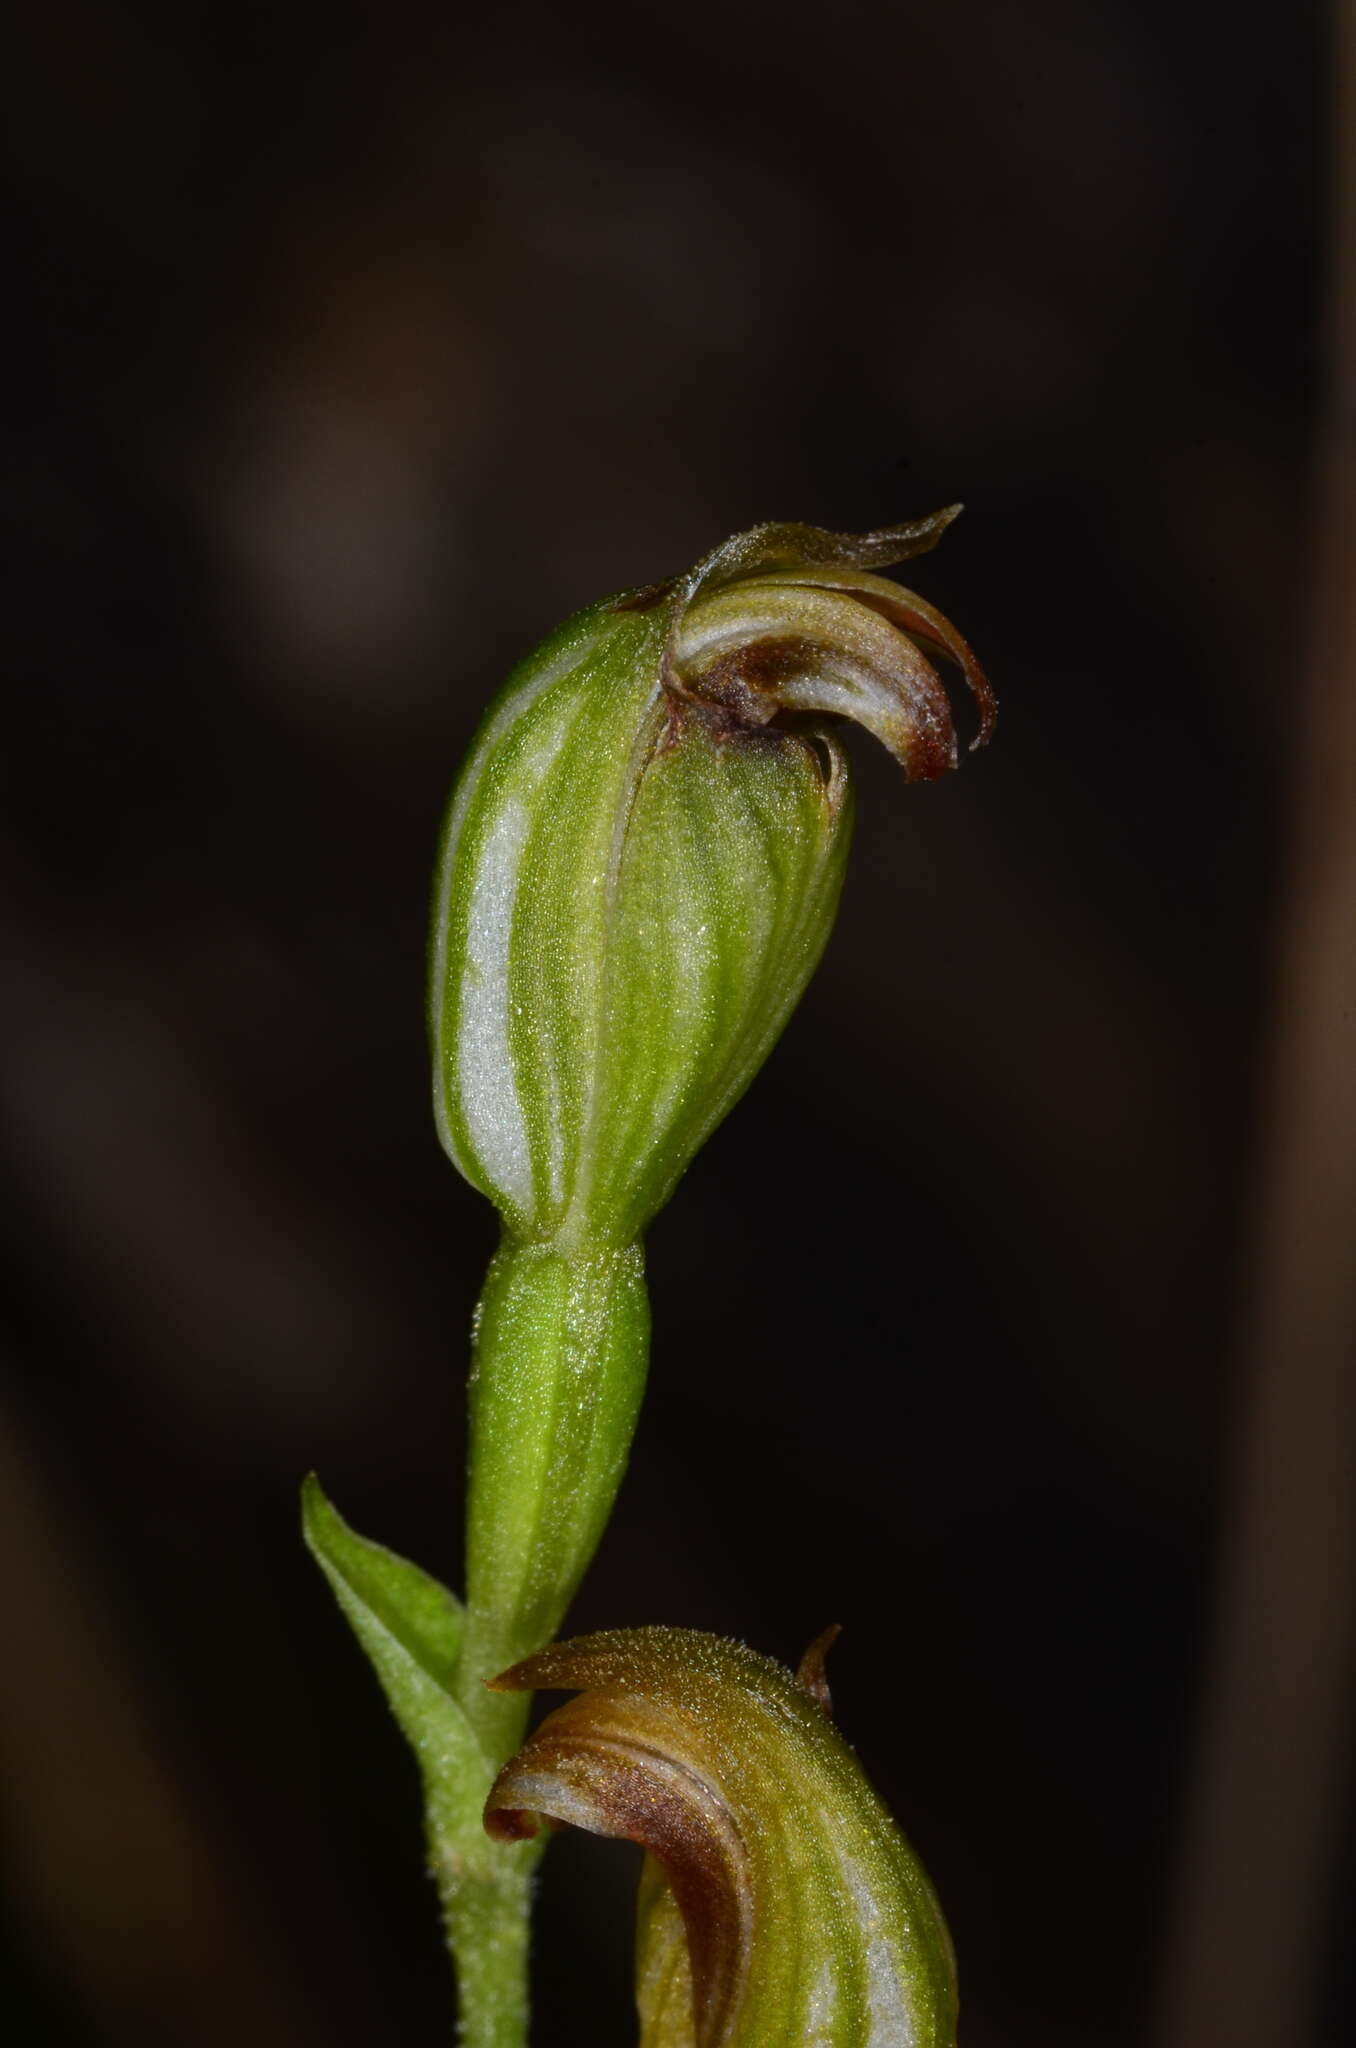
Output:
[{"xmin": 302, "ymin": 1475, "xmax": 487, "ymax": 1795}]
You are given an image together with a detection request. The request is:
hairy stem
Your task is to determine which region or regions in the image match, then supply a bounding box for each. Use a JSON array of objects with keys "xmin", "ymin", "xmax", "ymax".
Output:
[{"xmin": 434, "ymin": 1833, "xmax": 537, "ymax": 2048}]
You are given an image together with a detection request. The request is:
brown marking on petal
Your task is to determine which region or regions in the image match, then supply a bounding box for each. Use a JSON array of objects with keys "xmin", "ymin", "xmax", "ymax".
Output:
[
  {"xmin": 482, "ymin": 1802, "xmax": 539, "ymax": 1843},
  {"xmin": 674, "ymin": 626, "xmax": 962, "ymax": 783},
  {"xmin": 661, "ymin": 507, "xmax": 969, "ymax": 704},
  {"xmin": 662, "ymin": 510, "xmax": 993, "ymax": 787},
  {"xmin": 795, "ymin": 1624, "xmax": 842, "ymax": 1719},
  {"xmin": 485, "ymin": 1710, "xmax": 750, "ymax": 2045},
  {"xmin": 655, "ymin": 657, "xmax": 848, "ymax": 775},
  {"xmin": 750, "ymin": 570, "xmax": 995, "ymax": 758},
  {"xmin": 842, "ymin": 585, "xmax": 997, "ymax": 751},
  {"xmin": 685, "ymin": 634, "xmax": 818, "ymax": 724},
  {"xmin": 889, "ymin": 643, "xmax": 961, "ymax": 782}
]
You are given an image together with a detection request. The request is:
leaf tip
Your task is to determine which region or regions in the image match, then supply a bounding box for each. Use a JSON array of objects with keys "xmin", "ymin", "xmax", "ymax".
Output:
[{"xmin": 300, "ymin": 1470, "xmax": 330, "ymax": 1543}]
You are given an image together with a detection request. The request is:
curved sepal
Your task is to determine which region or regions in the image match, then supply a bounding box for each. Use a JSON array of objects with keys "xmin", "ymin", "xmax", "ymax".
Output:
[
  {"xmin": 673, "ymin": 513, "xmax": 994, "ymax": 781},
  {"xmin": 484, "ymin": 1627, "xmax": 957, "ymax": 2047}
]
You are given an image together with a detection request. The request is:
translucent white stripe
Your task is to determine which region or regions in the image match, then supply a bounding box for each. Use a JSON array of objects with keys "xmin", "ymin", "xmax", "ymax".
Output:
[
  {"xmin": 431, "ymin": 618, "xmax": 603, "ymax": 1182},
  {"xmin": 803, "ymin": 1954, "xmax": 839, "ymax": 2044},
  {"xmin": 840, "ymin": 1849, "xmax": 918, "ymax": 2048},
  {"xmin": 455, "ymin": 711, "xmax": 571, "ymax": 1209}
]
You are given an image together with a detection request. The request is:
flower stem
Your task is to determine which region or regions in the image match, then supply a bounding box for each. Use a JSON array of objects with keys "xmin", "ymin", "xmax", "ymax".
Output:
[
  {"xmin": 435, "ymin": 1833, "xmax": 536, "ymax": 2048},
  {"xmin": 431, "ymin": 1236, "xmax": 651, "ymax": 2041},
  {"xmin": 464, "ymin": 1239, "xmax": 650, "ymax": 1676}
]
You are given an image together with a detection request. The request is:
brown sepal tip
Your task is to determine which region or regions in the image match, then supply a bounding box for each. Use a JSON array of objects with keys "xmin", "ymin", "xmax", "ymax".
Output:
[{"xmin": 795, "ymin": 1624, "xmax": 842, "ymax": 1717}]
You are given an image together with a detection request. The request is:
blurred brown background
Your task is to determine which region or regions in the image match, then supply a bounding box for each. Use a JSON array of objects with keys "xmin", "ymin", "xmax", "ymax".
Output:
[{"xmin": 3, "ymin": 2, "xmax": 1351, "ymax": 2044}]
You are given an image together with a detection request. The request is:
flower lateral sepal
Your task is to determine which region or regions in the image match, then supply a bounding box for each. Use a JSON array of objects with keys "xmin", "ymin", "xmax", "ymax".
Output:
[{"xmin": 484, "ymin": 1626, "xmax": 958, "ymax": 2048}]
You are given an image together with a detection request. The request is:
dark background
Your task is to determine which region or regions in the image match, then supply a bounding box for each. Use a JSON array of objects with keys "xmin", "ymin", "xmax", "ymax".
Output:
[{"xmin": 3, "ymin": 3, "xmax": 1348, "ymax": 2045}]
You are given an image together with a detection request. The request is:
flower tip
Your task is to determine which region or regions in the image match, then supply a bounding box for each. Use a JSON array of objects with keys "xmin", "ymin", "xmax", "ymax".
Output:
[
  {"xmin": 866, "ymin": 500, "xmax": 963, "ymax": 558},
  {"xmin": 672, "ymin": 506, "xmax": 995, "ymax": 783},
  {"xmin": 486, "ymin": 1640, "xmax": 588, "ymax": 1693},
  {"xmin": 484, "ymin": 1661, "xmax": 531, "ymax": 1694},
  {"xmin": 794, "ymin": 1623, "xmax": 842, "ymax": 1718}
]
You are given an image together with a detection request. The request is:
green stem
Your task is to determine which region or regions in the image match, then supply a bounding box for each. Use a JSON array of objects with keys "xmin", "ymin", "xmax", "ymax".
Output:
[
  {"xmin": 463, "ymin": 1235, "xmax": 650, "ymax": 1672},
  {"xmin": 433, "ymin": 1814, "xmax": 538, "ymax": 2048},
  {"xmin": 436, "ymin": 1234, "xmax": 651, "ymax": 2042}
]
